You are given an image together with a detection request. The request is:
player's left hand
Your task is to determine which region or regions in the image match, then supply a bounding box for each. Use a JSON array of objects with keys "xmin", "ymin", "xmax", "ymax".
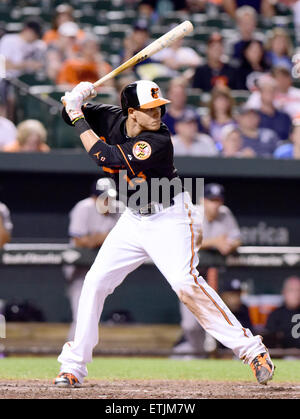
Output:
[{"xmin": 61, "ymin": 91, "xmax": 85, "ymax": 122}]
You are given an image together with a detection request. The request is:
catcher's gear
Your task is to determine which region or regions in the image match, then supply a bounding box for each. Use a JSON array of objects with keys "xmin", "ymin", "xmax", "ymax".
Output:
[{"xmin": 120, "ymin": 80, "xmax": 170, "ymax": 116}]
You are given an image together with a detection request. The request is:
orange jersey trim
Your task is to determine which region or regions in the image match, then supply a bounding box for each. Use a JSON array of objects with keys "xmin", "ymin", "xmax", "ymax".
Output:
[
  {"xmin": 116, "ymin": 144, "xmax": 135, "ymax": 176},
  {"xmin": 102, "ymin": 166, "xmax": 120, "ymax": 174}
]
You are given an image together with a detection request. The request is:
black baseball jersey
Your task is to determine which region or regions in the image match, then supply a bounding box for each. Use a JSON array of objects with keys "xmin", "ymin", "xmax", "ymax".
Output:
[{"xmin": 62, "ymin": 103, "xmax": 181, "ymax": 207}]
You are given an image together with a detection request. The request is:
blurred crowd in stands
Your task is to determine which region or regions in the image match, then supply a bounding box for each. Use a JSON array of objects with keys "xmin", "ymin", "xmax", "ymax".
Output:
[{"xmin": 1, "ymin": 0, "xmax": 300, "ymax": 157}]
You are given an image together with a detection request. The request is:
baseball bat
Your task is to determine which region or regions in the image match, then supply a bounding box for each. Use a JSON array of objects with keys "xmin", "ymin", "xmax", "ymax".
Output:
[{"xmin": 93, "ymin": 20, "xmax": 194, "ymax": 88}]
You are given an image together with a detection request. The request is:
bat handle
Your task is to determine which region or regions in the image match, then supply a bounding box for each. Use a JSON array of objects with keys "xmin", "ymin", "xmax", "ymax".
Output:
[{"xmin": 93, "ymin": 72, "xmax": 114, "ymax": 88}]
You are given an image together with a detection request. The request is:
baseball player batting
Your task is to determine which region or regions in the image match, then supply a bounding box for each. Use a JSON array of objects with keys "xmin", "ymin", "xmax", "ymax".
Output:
[{"xmin": 54, "ymin": 79, "xmax": 274, "ymax": 388}]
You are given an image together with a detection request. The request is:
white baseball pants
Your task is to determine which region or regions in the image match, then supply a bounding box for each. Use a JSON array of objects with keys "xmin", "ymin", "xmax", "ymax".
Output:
[{"xmin": 58, "ymin": 192, "xmax": 266, "ymax": 383}]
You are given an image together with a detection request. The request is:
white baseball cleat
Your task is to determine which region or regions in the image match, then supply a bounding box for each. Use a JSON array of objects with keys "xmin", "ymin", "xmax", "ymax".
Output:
[
  {"xmin": 250, "ymin": 352, "xmax": 275, "ymax": 385},
  {"xmin": 54, "ymin": 372, "xmax": 81, "ymax": 388}
]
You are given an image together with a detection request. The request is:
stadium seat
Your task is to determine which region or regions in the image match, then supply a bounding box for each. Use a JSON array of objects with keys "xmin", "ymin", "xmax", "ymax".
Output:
[
  {"xmin": 95, "ymin": 90, "xmax": 118, "ymax": 105},
  {"xmin": 101, "ymin": 38, "xmax": 123, "ymax": 55},
  {"xmin": 205, "ymin": 18, "xmax": 224, "ymax": 29},
  {"xmin": 5, "ymin": 22, "xmax": 23, "ymax": 33},
  {"xmin": 21, "ymin": 7, "xmax": 42, "ymax": 18},
  {"xmin": 186, "ymin": 88, "xmax": 203, "ymax": 107},
  {"xmin": 193, "ymin": 29, "xmax": 211, "ymax": 43},
  {"xmin": 231, "ymin": 90, "xmax": 250, "ymax": 105},
  {"xmin": 93, "ymin": 25, "xmax": 110, "ymax": 37},
  {"xmin": 191, "ymin": 13, "xmax": 207, "ymax": 26},
  {"xmin": 160, "ymin": 11, "xmax": 188, "ymax": 26},
  {"xmin": 95, "ymin": 0, "xmax": 112, "ymax": 11},
  {"xmin": 122, "ymin": 11, "xmax": 137, "ymax": 25},
  {"xmin": 150, "ymin": 25, "xmax": 169, "ymax": 39},
  {"xmin": 106, "ymin": 11, "xmax": 126, "ymax": 24},
  {"xmin": 219, "ymin": 13, "xmax": 235, "ymax": 30},
  {"xmin": 109, "ymin": 24, "xmax": 131, "ymax": 39},
  {"xmin": 152, "ymin": 76, "xmax": 172, "ymax": 93},
  {"xmin": 18, "ymin": 74, "xmax": 54, "ymax": 86},
  {"xmin": 0, "ymin": 10, "xmax": 12, "ymax": 24},
  {"xmin": 55, "ymin": 118, "xmax": 82, "ymax": 148}
]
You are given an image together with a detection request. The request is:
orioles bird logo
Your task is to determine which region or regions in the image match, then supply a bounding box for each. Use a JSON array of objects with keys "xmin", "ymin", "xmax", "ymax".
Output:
[
  {"xmin": 151, "ymin": 87, "xmax": 159, "ymax": 99},
  {"xmin": 133, "ymin": 141, "xmax": 152, "ymax": 160}
]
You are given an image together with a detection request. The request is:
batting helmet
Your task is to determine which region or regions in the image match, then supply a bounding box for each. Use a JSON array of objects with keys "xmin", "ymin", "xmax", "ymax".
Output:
[{"xmin": 120, "ymin": 80, "xmax": 170, "ymax": 116}]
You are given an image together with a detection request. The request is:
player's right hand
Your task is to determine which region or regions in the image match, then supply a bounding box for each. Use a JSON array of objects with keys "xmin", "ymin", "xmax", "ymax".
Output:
[{"xmin": 71, "ymin": 81, "xmax": 97, "ymax": 101}]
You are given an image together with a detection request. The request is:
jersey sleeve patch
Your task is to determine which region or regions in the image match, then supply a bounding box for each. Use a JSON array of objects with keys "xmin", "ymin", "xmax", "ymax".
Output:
[{"xmin": 132, "ymin": 141, "xmax": 152, "ymax": 160}]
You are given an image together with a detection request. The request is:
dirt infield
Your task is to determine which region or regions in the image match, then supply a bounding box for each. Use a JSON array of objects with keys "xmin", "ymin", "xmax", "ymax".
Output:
[{"xmin": 0, "ymin": 379, "xmax": 299, "ymax": 399}]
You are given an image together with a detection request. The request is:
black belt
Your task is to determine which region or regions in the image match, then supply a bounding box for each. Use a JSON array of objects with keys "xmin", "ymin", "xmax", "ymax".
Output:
[{"xmin": 133, "ymin": 199, "xmax": 175, "ymax": 216}]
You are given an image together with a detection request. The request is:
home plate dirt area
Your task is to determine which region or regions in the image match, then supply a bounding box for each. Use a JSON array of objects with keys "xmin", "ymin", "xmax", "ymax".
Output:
[{"xmin": 0, "ymin": 380, "xmax": 299, "ymax": 399}]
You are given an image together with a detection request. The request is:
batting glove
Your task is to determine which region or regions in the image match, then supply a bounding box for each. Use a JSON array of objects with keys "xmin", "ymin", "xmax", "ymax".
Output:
[
  {"xmin": 71, "ymin": 81, "xmax": 97, "ymax": 101},
  {"xmin": 61, "ymin": 91, "xmax": 85, "ymax": 122}
]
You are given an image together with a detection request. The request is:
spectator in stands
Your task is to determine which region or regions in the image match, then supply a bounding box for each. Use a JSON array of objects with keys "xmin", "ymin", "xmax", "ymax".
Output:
[
  {"xmin": 0, "ymin": 19, "xmax": 45, "ymax": 79},
  {"xmin": 246, "ymin": 67, "xmax": 300, "ymax": 119},
  {"xmin": 236, "ymin": 40, "xmax": 270, "ymax": 90},
  {"xmin": 221, "ymin": 125, "xmax": 256, "ymax": 157},
  {"xmin": 220, "ymin": 279, "xmax": 253, "ymax": 332},
  {"xmin": 274, "ymin": 115, "xmax": 300, "ymax": 159},
  {"xmin": 121, "ymin": 20, "xmax": 152, "ymax": 73},
  {"xmin": 265, "ymin": 28, "xmax": 293, "ymax": 71},
  {"xmin": 172, "ymin": 108, "xmax": 218, "ymax": 156},
  {"xmin": 43, "ymin": 4, "xmax": 85, "ymax": 45},
  {"xmin": 173, "ymin": 183, "xmax": 242, "ymax": 357},
  {"xmin": 192, "ymin": 32, "xmax": 237, "ymax": 92},
  {"xmin": 63, "ymin": 179, "xmax": 119, "ymax": 340},
  {"xmin": 46, "ymin": 22, "xmax": 82, "ymax": 83},
  {"xmin": 230, "ymin": 6, "xmax": 264, "ymax": 61},
  {"xmin": 273, "ymin": 67, "xmax": 300, "ymax": 118},
  {"xmin": 0, "ymin": 106, "xmax": 17, "ymax": 150},
  {"xmin": 153, "ymin": 38, "xmax": 202, "ymax": 71},
  {"xmin": 0, "ymin": 201, "xmax": 13, "ymax": 248},
  {"xmin": 197, "ymin": 183, "xmax": 242, "ymax": 255},
  {"xmin": 202, "ymin": 86, "xmax": 237, "ymax": 150},
  {"xmin": 56, "ymin": 34, "xmax": 112, "ymax": 87},
  {"xmin": 3, "ymin": 119, "xmax": 50, "ymax": 152},
  {"xmin": 162, "ymin": 79, "xmax": 203, "ymax": 135},
  {"xmin": 185, "ymin": 0, "xmax": 222, "ymax": 13},
  {"xmin": 223, "ymin": 0, "xmax": 275, "ymax": 18},
  {"xmin": 256, "ymin": 74, "xmax": 292, "ymax": 141},
  {"xmin": 137, "ymin": 0, "xmax": 159, "ymax": 24},
  {"xmin": 237, "ymin": 106, "xmax": 280, "ymax": 157},
  {"xmin": 263, "ymin": 276, "xmax": 300, "ymax": 349}
]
